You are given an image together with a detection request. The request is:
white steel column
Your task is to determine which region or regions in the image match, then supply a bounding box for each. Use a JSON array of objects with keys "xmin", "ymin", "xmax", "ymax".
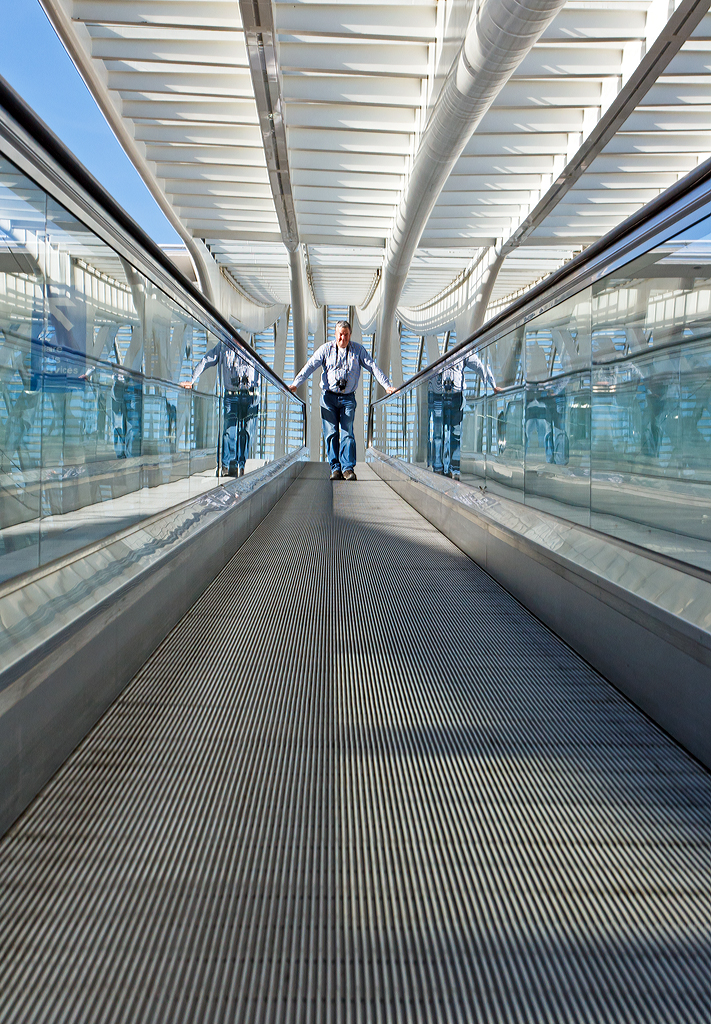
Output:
[
  {"xmin": 308, "ymin": 307, "xmax": 326, "ymax": 460},
  {"xmin": 349, "ymin": 315, "xmax": 365, "ymax": 456},
  {"xmin": 288, "ymin": 247, "xmax": 308, "ymax": 397}
]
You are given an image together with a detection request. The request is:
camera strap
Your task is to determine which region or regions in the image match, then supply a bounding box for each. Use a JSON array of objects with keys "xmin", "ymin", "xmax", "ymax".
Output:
[{"xmin": 332, "ymin": 342, "xmax": 350, "ymax": 388}]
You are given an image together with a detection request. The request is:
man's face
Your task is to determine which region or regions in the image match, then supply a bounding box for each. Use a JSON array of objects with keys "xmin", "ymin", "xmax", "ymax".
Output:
[{"xmin": 335, "ymin": 325, "xmax": 351, "ymax": 349}]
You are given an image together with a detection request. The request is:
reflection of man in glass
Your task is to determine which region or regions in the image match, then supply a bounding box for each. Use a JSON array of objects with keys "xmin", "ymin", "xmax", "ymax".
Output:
[
  {"xmin": 111, "ymin": 371, "xmax": 143, "ymax": 458},
  {"xmin": 79, "ymin": 363, "xmax": 143, "ymax": 459},
  {"xmin": 1, "ymin": 329, "xmax": 32, "ymax": 454},
  {"xmin": 182, "ymin": 343, "xmax": 259, "ymax": 477},
  {"xmin": 429, "ymin": 354, "xmax": 499, "ymax": 481}
]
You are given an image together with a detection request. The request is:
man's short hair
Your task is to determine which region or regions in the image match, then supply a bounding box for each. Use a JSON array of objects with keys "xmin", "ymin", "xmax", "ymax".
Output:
[{"xmin": 335, "ymin": 319, "xmax": 351, "ymax": 333}]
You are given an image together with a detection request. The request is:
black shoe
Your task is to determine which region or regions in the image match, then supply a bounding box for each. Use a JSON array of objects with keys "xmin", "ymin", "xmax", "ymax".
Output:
[
  {"xmin": 330, "ymin": 468, "xmax": 343, "ymax": 480},
  {"xmin": 343, "ymin": 469, "xmax": 357, "ymax": 481}
]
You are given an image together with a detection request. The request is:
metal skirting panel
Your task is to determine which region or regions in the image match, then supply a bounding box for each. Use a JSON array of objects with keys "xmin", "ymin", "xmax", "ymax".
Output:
[
  {"xmin": 0, "ymin": 453, "xmax": 305, "ymax": 838},
  {"xmin": 2, "ymin": 463, "xmax": 711, "ymax": 1022}
]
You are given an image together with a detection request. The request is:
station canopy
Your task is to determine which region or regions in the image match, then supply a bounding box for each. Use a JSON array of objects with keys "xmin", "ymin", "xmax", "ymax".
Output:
[{"xmin": 41, "ymin": 0, "xmax": 711, "ymax": 337}]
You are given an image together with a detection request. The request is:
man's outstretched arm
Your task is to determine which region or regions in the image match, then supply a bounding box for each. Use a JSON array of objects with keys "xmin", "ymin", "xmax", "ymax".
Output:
[
  {"xmin": 359, "ymin": 350, "xmax": 396, "ymax": 394},
  {"xmin": 180, "ymin": 343, "xmax": 220, "ymax": 388},
  {"xmin": 465, "ymin": 353, "xmax": 502, "ymax": 393},
  {"xmin": 289, "ymin": 345, "xmax": 327, "ymax": 393}
]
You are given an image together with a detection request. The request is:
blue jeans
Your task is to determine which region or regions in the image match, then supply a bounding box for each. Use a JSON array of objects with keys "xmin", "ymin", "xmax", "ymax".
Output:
[
  {"xmin": 442, "ymin": 390, "xmax": 464, "ymax": 474},
  {"xmin": 320, "ymin": 391, "xmax": 357, "ymax": 471},
  {"xmin": 428, "ymin": 392, "xmax": 443, "ymax": 471},
  {"xmin": 222, "ymin": 391, "xmax": 258, "ymax": 469}
]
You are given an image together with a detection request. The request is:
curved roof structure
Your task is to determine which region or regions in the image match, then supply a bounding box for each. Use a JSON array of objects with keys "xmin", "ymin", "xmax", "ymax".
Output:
[{"xmin": 40, "ymin": 0, "xmax": 711, "ymax": 369}]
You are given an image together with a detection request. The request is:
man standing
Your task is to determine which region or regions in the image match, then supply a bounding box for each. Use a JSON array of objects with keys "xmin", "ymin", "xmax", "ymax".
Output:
[
  {"xmin": 182, "ymin": 342, "xmax": 260, "ymax": 477},
  {"xmin": 290, "ymin": 320, "xmax": 395, "ymax": 480}
]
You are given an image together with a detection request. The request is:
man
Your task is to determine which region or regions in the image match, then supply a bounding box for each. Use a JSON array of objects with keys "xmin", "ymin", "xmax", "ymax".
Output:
[
  {"xmin": 182, "ymin": 342, "xmax": 259, "ymax": 477},
  {"xmin": 290, "ymin": 320, "xmax": 395, "ymax": 480},
  {"xmin": 428, "ymin": 353, "xmax": 500, "ymax": 481}
]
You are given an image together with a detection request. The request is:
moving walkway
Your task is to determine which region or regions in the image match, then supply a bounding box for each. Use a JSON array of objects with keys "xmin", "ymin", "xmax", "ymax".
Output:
[{"xmin": 3, "ymin": 72, "xmax": 711, "ymax": 1024}]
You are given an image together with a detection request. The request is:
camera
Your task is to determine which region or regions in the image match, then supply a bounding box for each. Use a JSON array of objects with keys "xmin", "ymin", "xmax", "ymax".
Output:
[
  {"xmin": 335, "ymin": 376, "xmax": 348, "ymax": 392},
  {"xmin": 443, "ymin": 378, "xmax": 454, "ymax": 392},
  {"xmin": 240, "ymin": 373, "xmax": 250, "ymax": 386}
]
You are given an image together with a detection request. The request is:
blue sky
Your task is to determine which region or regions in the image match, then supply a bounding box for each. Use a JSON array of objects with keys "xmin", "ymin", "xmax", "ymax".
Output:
[{"xmin": 1, "ymin": 2, "xmax": 181, "ymax": 244}]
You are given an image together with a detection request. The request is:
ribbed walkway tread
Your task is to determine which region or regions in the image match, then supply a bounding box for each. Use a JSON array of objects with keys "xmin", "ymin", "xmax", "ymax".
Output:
[{"xmin": 2, "ymin": 463, "xmax": 711, "ymax": 1022}]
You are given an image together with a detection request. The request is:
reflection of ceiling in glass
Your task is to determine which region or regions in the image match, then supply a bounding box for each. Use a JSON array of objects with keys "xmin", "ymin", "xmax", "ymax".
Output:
[{"xmin": 658, "ymin": 238, "xmax": 711, "ymax": 267}]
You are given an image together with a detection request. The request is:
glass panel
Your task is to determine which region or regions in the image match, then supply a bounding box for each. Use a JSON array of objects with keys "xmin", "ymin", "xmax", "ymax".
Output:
[
  {"xmin": 591, "ymin": 209, "xmax": 711, "ymax": 565},
  {"xmin": 484, "ymin": 328, "xmax": 525, "ymax": 501},
  {"xmin": 0, "ymin": 155, "xmax": 303, "ymax": 586},
  {"xmin": 0, "ymin": 158, "xmax": 46, "ymax": 582},
  {"xmin": 522, "ymin": 289, "xmax": 592, "ymax": 525},
  {"xmin": 370, "ymin": 200, "xmax": 711, "ymax": 570}
]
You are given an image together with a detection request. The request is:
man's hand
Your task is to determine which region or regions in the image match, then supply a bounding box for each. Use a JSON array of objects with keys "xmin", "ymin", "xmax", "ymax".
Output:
[
  {"xmin": 493, "ymin": 385, "xmax": 503, "ymax": 394},
  {"xmin": 288, "ymin": 384, "xmax": 297, "ymax": 393},
  {"xmin": 385, "ymin": 386, "xmax": 397, "ymax": 395},
  {"xmin": 180, "ymin": 381, "xmax": 193, "ymax": 389}
]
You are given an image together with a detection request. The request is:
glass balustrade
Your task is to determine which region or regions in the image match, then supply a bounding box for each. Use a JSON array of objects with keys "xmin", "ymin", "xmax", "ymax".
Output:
[
  {"xmin": 372, "ymin": 199, "xmax": 711, "ymax": 573},
  {"xmin": 0, "ymin": 154, "xmax": 304, "ymax": 585}
]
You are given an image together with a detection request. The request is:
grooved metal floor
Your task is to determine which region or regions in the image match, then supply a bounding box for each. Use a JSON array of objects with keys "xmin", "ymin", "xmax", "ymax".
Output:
[{"xmin": 2, "ymin": 463, "xmax": 711, "ymax": 1023}]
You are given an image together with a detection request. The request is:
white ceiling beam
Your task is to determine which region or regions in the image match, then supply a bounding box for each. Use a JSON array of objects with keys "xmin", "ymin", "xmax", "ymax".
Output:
[
  {"xmin": 281, "ymin": 74, "xmax": 423, "ymax": 106},
  {"xmin": 461, "ymin": 132, "xmax": 571, "ymax": 154},
  {"xmin": 604, "ymin": 131, "xmax": 711, "ymax": 152},
  {"xmin": 296, "ymin": 202, "xmax": 393, "ymax": 218},
  {"xmin": 622, "ymin": 109, "xmax": 711, "ymax": 130},
  {"xmin": 292, "ymin": 169, "xmax": 403, "ymax": 191},
  {"xmin": 88, "ymin": 36, "xmax": 248, "ymax": 67},
  {"xmin": 109, "ymin": 70, "xmax": 254, "ymax": 94},
  {"xmin": 144, "ymin": 144, "xmax": 268, "ymax": 165},
  {"xmin": 475, "ymin": 108, "xmax": 586, "ymax": 132},
  {"xmin": 568, "ymin": 173, "xmax": 679, "ymax": 189},
  {"xmin": 441, "ymin": 175, "xmax": 549, "ymax": 192},
  {"xmin": 285, "ymin": 102, "xmax": 417, "ymax": 132},
  {"xmin": 511, "ymin": 45, "xmax": 625, "ymax": 78},
  {"xmin": 493, "ymin": 79, "xmax": 603, "ymax": 106},
  {"xmin": 121, "ymin": 99, "xmax": 259, "ymax": 122},
  {"xmin": 174, "ymin": 197, "xmax": 277, "ymax": 213},
  {"xmin": 273, "ymin": 4, "xmax": 435, "ymax": 39},
  {"xmin": 414, "ymin": 236, "xmax": 498, "ymax": 247},
  {"xmin": 74, "ymin": 1, "xmax": 242, "ymax": 28},
  {"xmin": 449, "ymin": 155, "xmax": 557, "ymax": 174},
  {"xmin": 133, "ymin": 124, "xmax": 262, "ymax": 145},
  {"xmin": 188, "ymin": 229, "xmax": 283, "ymax": 242},
  {"xmin": 295, "ymin": 186, "xmax": 399, "ymax": 205},
  {"xmin": 159, "ymin": 166, "xmax": 270, "ymax": 183},
  {"xmin": 290, "ymin": 151, "xmax": 408, "ymax": 173},
  {"xmin": 287, "ymin": 129, "xmax": 412, "ymax": 154},
  {"xmin": 538, "ymin": 8, "xmax": 647, "ymax": 41},
  {"xmin": 640, "ymin": 81, "xmax": 711, "ymax": 105},
  {"xmin": 591, "ymin": 152, "xmax": 698, "ymax": 171},
  {"xmin": 660, "ymin": 62, "xmax": 711, "ymax": 83},
  {"xmin": 278, "ymin": 42, "xmax": 429, "ymax": 76}
]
